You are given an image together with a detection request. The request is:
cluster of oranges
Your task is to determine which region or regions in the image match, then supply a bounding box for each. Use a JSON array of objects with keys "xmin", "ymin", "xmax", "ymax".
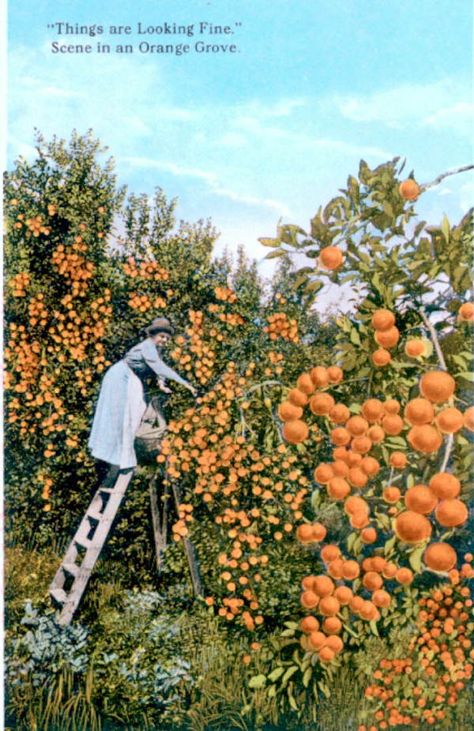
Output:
[
  {"xmin": 21, "ymin": 214, "xmax": 51, "ymax": 237},
  {"xmin": 122, "ymin": 257, "xmax": 170, "ymax": 281},
  {"xmin": 360, "ymin": 577, "xmax": 473, "ymax": 729},
  {"xmin": 28, "ymin": 295, "xmax": 49, "ymax": 328},
  {"xmin": 52, "ymin": 239, "xmax": 95, "ymax": 290},
  {"xmin": 8, "ymin": 272, "xmax": 30, "ymax": 297},
  {"xmin": 171, "ymin": 503, "xmax": 194, "ymax": 541},
  {"xmin": 370, "ymin": 309, "xmax": 400, "ymax": 367},
  {"xmin": 214, "ymin": 285, "xmax": 237, "ymax": 303},
  {"xmin": 158, "ymin": 363, "xmax": 317, "ymax": 628},
  {"xmin": 170, "ymin": 310, "xmax": 218, "ymax": 385},
  {"xmin": 127, "ymin": 293, "xmax": 167, "ymax": 312},
  {"xmin": 217, "ymin": 312, "xmax": 246, "ymax": 327},
  {"xmin": 264, "ymin": 312, "xmax": 299, "ymax": 342}
]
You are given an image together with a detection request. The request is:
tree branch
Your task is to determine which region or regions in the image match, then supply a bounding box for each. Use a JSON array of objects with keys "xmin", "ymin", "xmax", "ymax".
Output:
[
  {"xmin": 421, "ymin": 164, "xmax": 474, "ymax": 192},
  {"xmin": 440, "ymin": 434, "xmax": 454, "ymax": 473},
  {"xmin": 419, "ymin": 310, "xmax": 447, "ymax": 370}
]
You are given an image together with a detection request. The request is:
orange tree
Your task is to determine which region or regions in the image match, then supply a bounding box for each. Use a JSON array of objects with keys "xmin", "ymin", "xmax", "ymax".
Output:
[{"xmin": 243, "ymin": 158, "xmax": 474, "ymax": 727}]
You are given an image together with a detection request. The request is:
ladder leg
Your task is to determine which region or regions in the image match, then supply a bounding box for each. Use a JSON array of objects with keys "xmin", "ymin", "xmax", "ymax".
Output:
[
  {"xmin": 149, "ymin": 471, "xmax": 169, "ymax": 575},
  {"xmin": 170, "ymin": 481, "xmax": 203, "ymax": 597}
]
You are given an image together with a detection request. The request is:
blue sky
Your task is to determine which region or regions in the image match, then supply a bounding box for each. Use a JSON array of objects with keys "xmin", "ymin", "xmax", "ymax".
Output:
[{"xmin": 7, "ymin": 0, "xmax": 473, "ymax": 308}]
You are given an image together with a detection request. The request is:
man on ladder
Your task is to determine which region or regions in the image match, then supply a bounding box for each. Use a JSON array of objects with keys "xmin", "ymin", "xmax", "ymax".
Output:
[{"xmin": 50, "ymin": 317, "xmax": 201, "ymax": 625}]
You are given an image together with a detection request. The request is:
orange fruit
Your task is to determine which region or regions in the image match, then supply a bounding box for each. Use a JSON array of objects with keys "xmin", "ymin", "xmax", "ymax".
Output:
[
  {"xmin": 278, "ymin": 401, "xmax": 303, "ymax": 421},
  {"xmin": 327, "ymin": 477, "xmax": 351, "ymax": 500},
  {"xmin": 308, "ymin": 630, "xmax": 327, "ymax": 650},
  {"xmin": 301, "ymin": 590, "xmax": 319, "ymax": 608},
  {"xmin": 296, "ymin": 373, "xmax": 314, "ymax": 395},
  {"xmin": 349, "ymin": 595, "xmax": 364, "ymax": 613},
  {"xmin": 334, "ymin": 586, "xmax": 353, "ymax": 604},
  {"xmin": 372, "ymin": 590, "xmax": 391, "ymax": 608},
  {"xmin": 346, "ymin": 415, "xmax": 369, "ymax": 436},
  {"xmin": 382, "ymin": 414, "xmax": 404, "ymax": 435},
  {"xmin": 382, "ymin": 562, "xmax": 398, "ymax": 579},
  {"xmin": 342, "ymin": 560, "xmax": 360, "ymax": 580},
  {"xmin": 288, "ymin": 388, "xmax": 308, "ymax": 407},
  {"xmin": 311, "ymin": 523, "xmax": 327, "ymax": 541},
  {"xmin": 436, "ymin": 407, "xmax": 464, "ymax": 434},
  {"xmin": 332, "ymin": 459, "xmax": 349, "ymax": 478},
  {"xmin": 383, "ymin": 486, "xmax": 401, "ymax": 503},
  {"xmin": 394, "ymin": 511, "xmax": 432, "ymax": 544},
  {"xmin": 360, "ymin": 601, "xmax": 378, "ymax": 620},
  {"xmin": 296, "ymin": 524, "xmax": 314, "ymax": 544},
  {"xmin": 458, "ymin": 303, "xmax": 474, "ymax": 322},
  {"xmin": 371, "ymin": 309, "xmax": 395, "ymax": 331},
  {"xmin": 351, "ymin": 436, "xmax": 372, "ymax": 454},
  {"xmin": 300, "ymin": 616, "xmax": 320, "ymax": 633},
  {"xmin": 419, "ymin": 371, "xmax": 456, "ymax": 403},
  {"xmin": 404, "ymin": 485, "xmax": 438, "ymax": 514},
  {"xmin": 319, "ymin": 596, "xmax": 340, "ymax": 616},
  {"xmin": 310, "ymin": 366, "xmax": 329, "ymax": 388},
  {"xmin": 384, "ymin": 399, "xmax": 400, "ymax": 414},
  {"xmin": 407, "ymin": 425, "xmax": 443, "ymax": 454},
  {"xmin": 324, "ymin": 635, "xmax": 344, "ymax": 653},
  {"xmin": 463, "ymin": 406, "xmax": 474, "ymax": 431},
  {"xmin": 435, "ymin": 499, "xmax": 468, "ymax": 528},
  {"xmin": 368, "ymin": 425, "xmax": 385, "ymax": 443},
  {"xmin": 344, "ymin": 495, "xmax": 369, "ymax": 515},
  {"xmin": 347, "ymin": 467, "xmax": 368, "ymax": 488},
  {"xmin": 282, "ymin": 420, "xmax": 309, "ymax": 444},
  {"xmin": 330, "ymin": 427, "xmax": 351, "ymax": 446},
  {"xmin": 395, "ymin": 567, "xmax": 414, "ymax": 585},
  {"xmin": 362, "ymin": 398, "xmax": 385, "ymax": 422},
  {"xmin": 347, "ymin": 452, "xmax": 362, "ymax": 466},
  {"xmin": 404, "ymin": 398, "xmax": 435, "ymax": 426},
  {"xmin": 319, "ymin": 246, "xmax": 344, "ymax": 270},
  {"xmin": 363, "ymin": 572, "xmax": 383, "ymax": 591},
  {"xmin": 429, "ymin": 473, "xmax": 461, "ymax": 500},
  {"xmin": 370, "ymin": 557, "xmax": 386, "ymax": 573},
  {"xmin": 405, "ymin": 339, "xmax": 426, "ymax": 357},
  {"xmin": 399, "ymin": 179, "xmax": 420, "ymax": 201},
  {"xmin": 313, "ymin": 575, "xmax": 335, "ymax": 597},
  {"xmin": 322, "ymin": 616, "xmax": 342, "ymax": 634},
  {"xmin": 314, "ymin": 463, "xmax": 335, "ymax": 484},
  {"xmin": 350, "ymin": 512, "xmax": 370, "ymax": 529},
  {"xmin": 424, "ymin": 543, "xmax": 457, "ymax": 572},
  {"xmin": 372, "ymin": 348, "xmax": 391, "ymax": 367},
  {"xmin": 327, "ymin": 366, "xmax": 343, "ymax": 384},
  {"xmin": 389, "ymin": 452, "xmax": 407, "ymax": 469},
  {"xmin": 361, "ymin": 527, "xmax": 377, "ymax": 544},
  {"xmin": 327, "ymin": 558, "xmax": 345, "ymax": 579},
  {"xmin": 320, "ymin": 545, "xmax": 341, "ymax": 563},
  {"xmin": 374, "ymin": 326, "xmax": 400, "ymax": 349},
  {"xmin": 329, "ymin": 403, "xmax": 351, "ymax": 424},
  {"xmin": 318, "ymin": 646, "xmax": 336, "ymax": 662},
  {"xmin": 309, "ymin": 392, "xmax": 335, "ymax": 415}
]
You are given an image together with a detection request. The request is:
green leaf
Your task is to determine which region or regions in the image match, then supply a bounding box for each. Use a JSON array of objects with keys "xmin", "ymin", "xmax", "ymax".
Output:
[
  {"xmin": 458, "ymin": 372, "xmax": 474, "ymax": 382},
  {"xmin": 249, "ymin": 674, "xmax": 267, "ymax": 689},
  {"xmin": 441, "ymin": 215, "xmax": 451, "ymax": 243},
  {"xmin": 282, "ymin": 666, "xmax": 299, "ymax": 686},
  {"xmin": 265, "ymin": 249, "xmax": 286, "ymax": 260},
  {"xmin": 409, "ymin": 546, "xmax": 425, "ymax": 573},
  {"xmin": 268, "ymin": 667, "xmax": 285, "ymax": 682},
  {"xmin": 302, "ymin": 666, "xmax": 312, "ymax": 688},
  {"xmin": 258, "ymin": 237, "xmax": 280, "ymax": 248},
  {"xmin": 369, "ymin": 620, "xmax": 380, "ymax": 636}
]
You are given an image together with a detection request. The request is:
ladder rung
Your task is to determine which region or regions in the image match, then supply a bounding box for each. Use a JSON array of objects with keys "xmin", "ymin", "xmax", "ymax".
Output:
[
  {"xmin": 50, "ymin": 587, "xmax": 68, "ymax": 604},
  {"xmin": 74, "ymin": 535, "xmax": 92, "ymax": 549},
  {"xmin": 62, "ymin": 562, "xmax": 80, "ymax": 577},
  {"xmin": 87, "ymin": 507, "xmax": 104, "ymax": 521},
  {"xmin": 98, "ymin": 486, "xmax": 114, "ymax": 493}
]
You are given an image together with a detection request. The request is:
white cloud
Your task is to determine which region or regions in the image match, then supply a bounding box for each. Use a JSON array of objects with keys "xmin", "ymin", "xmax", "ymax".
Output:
[{"xmin": 422, "ymin": 102, "xmax": 473, "ymax": 136}]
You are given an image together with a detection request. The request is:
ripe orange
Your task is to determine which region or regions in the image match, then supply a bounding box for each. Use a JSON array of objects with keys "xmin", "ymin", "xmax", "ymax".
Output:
[
  {"xmin": 384, "ymin": 399, "xmax": 400, "ymax": 414},
  {"xmin": 374, "ymin": 326, "xmax": 400, "ymax": 349},
  {"xmin": 361, "ymin": 527, "xmax": 377, "ymax": 544},
  {"xmin": 419, "ymin": 371, "xmax": 456, "ymax": 403},
  {"xmin": 309, "ymin": 392, "xmax": 335, "ymax": 415},
  {"xmin": 319, "ymin": 246, "xmax": 344, "ymax": 270},
  {"xmin": 296, "ymin": 524, "xmax": 315, "ymax": 544},
  {"xmin": 360, "ymin": 601, "xmax": 378, "ymax": 620},
  {"xmin": 349, "ymin": 595, "xmax": 364, "ymax": 613},
  {"xmin": 399, "ymin": 179, "xmax": 421, "ymax": 201},
  {"xmin": 362, "ymin": 398, "xmax": 385, "ymax": 422},
  {"xmin": 313, "ymin": 575, "xmax": 335, "ymax": 597},
  {"xmin": 330, "ymin": 427, "xmax": 351, "ymax": 446},
  {"xmin": 350, "ymin": 512, "xmax": 370, "ymax": 529},
  {"xmin": 372, "ymin": 348, "xmax": 391, "ymax": 367},
  {"xmin": 394, "ymin": 511, "xmax": 432, "ymax": 544},
  {"xmin": 382, "ymin": 562, "xmax": 398, "ymax": 579},
  {"xmin": 404, "ymin": 398, "xmax": 435, "ymax": 426},
  {"xmin": 327, "ymin": 558, "xmax": 345, "ymax": 579},
  {"xmin": 344, "ymin": 495, "xmax": 369, "ymax": 515},
  {"xmin": 334, "ymin": 586, "xmax": 353, "ymax": 604},
  {"xmin": 395, "ymin": 567, "xmax": 414, "ymax": 585},
  {"xmin": 389, "ymin": 452, "xmax": 407, "ymax": 469},
  {"xmin": 319, "ymin": 596, "xmax": 340, "ymax": 616},
  {"xmin": 308, "ymin": 630, "xmax": 327, "ymax": 650},
  {"xmin": 310, "ymin": 366, "xmax": 329, "ymax": 388},
  {"xmin": 463, "ymin": 406, "xmax": 474, "ymax": 432},
  {"xmin": 435, "ymin": 499, "xmax": 468, "ymax": 528},
  {"xmin": 372, "ymin": 590, "xmax": 391, "ymax": 608},
  {"xmin": 300, "ymin": 616, "xmax": 320, "ymax": 633},
  {"xmin": 332, "ymin": 459, "xmax": 350, "ymax": 478},
  {"xmin": 351, "ymin": 436, "xmax": 372, "ymax": 454},
  {"xmin": 368, "ymin": 425, "xmax": 385, "ymax": 443},
  {"xmin": 324, "ymin": 635, "xmax": 344, "ymax": 653},
  {"xmin": 278, "ymin": 401, "xmax": 303, "ymax": 421},
  {"xmin": 301, "ymin": 590, "xmax": 319, "ymax": 608},
  {"xmin": 318, "ymin": 646, "xmax": 336, "ymax": 662},
  {"xmin": 311, "ymin": 523, "xmax": 327, "ymax": 541},
  {"xmin": 429, "ymin": 472, "xmax": 461, "ymax": 500},
  {"xmin": 424, "ymin": 543, "xmax": 457, "ymax": 572},
  {"xmin": 346, "ymin": 415, "xmax": 369, "ymax": 436},
  {"xmin": 282, "ymin": 419, "xmax": 309, "ymax": 444},
  {"xmin": 323, "ymin": 616, "xmax": 342, "ymax": 634},
  {"xmin": 404, "ymin": 485, "xmax": 438, "ymax": 514},
  {"xmin": 370, "ymin": 557, "xmax": 386, "ymax": 573},
  {"xmin": 314, "ymin": 463, "xmax": 335, "ymax": 484},
  {"xmin": 436, "ymin": 407, "xmax": 464, "ymax": 434},
  {"xmin": 382, "ymin": 414, "xmax": 404, "ymax": 436},
  {"xmin": 348, "ymin": 467, "xmax": 369, "ymax": 488},
  {"xmin": 458, "ymin": 302, "xmax": 474, "ymax": 322},
  {"xmin": 363, "ymin": 572, "xmax": 383, "ymax": 591},
  {"xmin": 327, "ymin": 366, "xmax": 343, "ymax": 384},
  {"xmin": 327, "ymin": 477, "xmax": 351, "ymax": 500},
  {"xmin": 371, "ymin": 309, "xmax": 396, "ymax": 331},
  {"xmin": 288, "ymin": 388, "xmax": 308, "ymax": 407},
  {"xmin": 296, "ymin": 373, "xmax": 314, "ymax": 395},
  {"xmin": 407, "ymin": 424, "xmax": 443, "ymax": 453},
  {"xmin": 342, "ymin": 560, "xmax": 360, "ymax": 580},
  {"xmin": 320, "ymin": 545, "xmax": 341, "ymax": 563},
  {"xmin": 383, "ymin": 486, "xmax": 401, "ymax": 503},
  {"xmin": 405, "ymin": 339, "xmax": 426, "ymax": 357},
  {"xmin": 329, "ymin": 403, "xmax": 351, "ymax": 424}
]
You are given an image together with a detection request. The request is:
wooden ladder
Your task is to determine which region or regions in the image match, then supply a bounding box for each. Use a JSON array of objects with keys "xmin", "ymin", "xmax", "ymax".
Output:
[{"xmin": 49, "ymin": 467, "xmax": 134, "ymax": 626}]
